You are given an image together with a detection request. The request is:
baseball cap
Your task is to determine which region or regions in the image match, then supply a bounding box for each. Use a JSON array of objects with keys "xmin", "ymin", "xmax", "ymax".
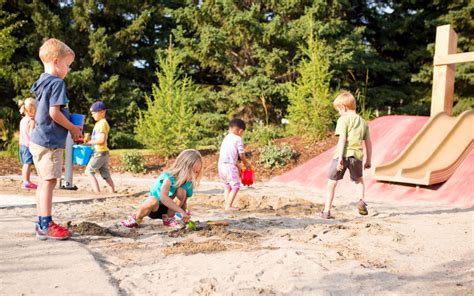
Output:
[{"xmin": 90, "ymin": 101, "xmax": 107, "ymax": 112}]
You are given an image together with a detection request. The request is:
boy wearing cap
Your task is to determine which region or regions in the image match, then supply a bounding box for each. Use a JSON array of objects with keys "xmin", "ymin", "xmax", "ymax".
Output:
[{"xmin": 85, "ymin": 101, "xmax": 116, "ymax": 193}]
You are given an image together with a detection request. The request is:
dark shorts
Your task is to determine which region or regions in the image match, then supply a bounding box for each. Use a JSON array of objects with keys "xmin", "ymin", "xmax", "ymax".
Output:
[
  {"xmin": 327, "ymin": 157, "xmax": 363, "ymax": 181},
  {"xmin": 19, "ymin": 145, "xmax": 34, "ymax": 165},
  {"xmin": 148, "ymin": 203, "xmax": 169, "ymax": 220}
]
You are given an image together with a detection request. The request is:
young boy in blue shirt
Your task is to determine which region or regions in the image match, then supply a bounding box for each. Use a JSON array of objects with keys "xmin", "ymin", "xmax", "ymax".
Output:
[{"xmin": 29, "ymin": 38, "xmax": 83, "ymax": 240}]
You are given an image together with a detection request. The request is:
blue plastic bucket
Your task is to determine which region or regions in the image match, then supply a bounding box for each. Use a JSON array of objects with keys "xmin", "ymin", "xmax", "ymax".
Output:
[
  {"xmin": 70, "ymin": 113, "xmax": 85, "ymax": 128},
  {"xmin": 73, "ymin": 144, "xmax": 94, "ymax": 166}
]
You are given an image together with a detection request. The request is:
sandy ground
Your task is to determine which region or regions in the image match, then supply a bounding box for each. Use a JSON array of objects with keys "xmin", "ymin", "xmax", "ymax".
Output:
[{"xmin": 0, "ymin": 174, "xmax": 472, "ymax": 295}]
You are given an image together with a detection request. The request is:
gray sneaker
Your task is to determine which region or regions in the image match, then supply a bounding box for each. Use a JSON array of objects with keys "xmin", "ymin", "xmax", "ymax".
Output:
[{"xmin": 357, "ymin": 200, "xmax": 368, "ymax": 216}]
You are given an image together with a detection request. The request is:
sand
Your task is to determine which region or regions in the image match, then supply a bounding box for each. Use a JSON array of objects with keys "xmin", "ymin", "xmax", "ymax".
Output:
[{"xmin": 0, "ymin": 174, "xmax": 472, "ymax": 295}]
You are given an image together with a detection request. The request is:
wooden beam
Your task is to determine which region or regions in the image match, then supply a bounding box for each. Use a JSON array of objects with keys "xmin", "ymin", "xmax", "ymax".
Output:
[
  {"xmin": 431, "ymin": 25, "xmax": 457, "ymax": 116},
  {"xmin": 434, "ymin": 52, "xmax": 474, "ymax": 65}
]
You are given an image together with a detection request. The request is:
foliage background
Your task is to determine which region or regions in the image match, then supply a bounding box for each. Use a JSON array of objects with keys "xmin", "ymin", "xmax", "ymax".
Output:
[{"xmin": 1, "ymin": 0, "xmax": 472, "ymax": 152}]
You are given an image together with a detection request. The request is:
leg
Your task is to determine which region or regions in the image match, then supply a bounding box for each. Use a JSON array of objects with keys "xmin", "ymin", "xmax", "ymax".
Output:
[
  {"xmin": 354, "ymin": 177, "xmax": 365, "ymax": 201},
  {"xmin": 104, "ymin": 176, "xmax": 116, "ymax": 193},
  {"xmin": 323, "ymin": 158, "xmax": 345, "ymax": 215},
  {"xmin": 88, "ymin": 174, "xmax": 100, "ymax": 193},
  {"xmin": 38, "ymin": 179, "xmax": 57, "ymax": 216},
  {"xmin": 324, "ymin": 179, "xmax": 338, "ymax": 213},
  {"xmin": 223, "ymin": 184, "xmax": 231, "ymax": 209},
  {"xmin": 135, "ymin": 197, "xmax": 159, "ymax": 221},
  {"xmin": 167, "ymin": 188, "xmax": 187, "ymax": 217},
  {"xmin": 22, "ymin": 164, "xmax": 31, "ymax": 183},
  {"xmin": 35, "ymin": 179, "xmax": 43, "ymax": 216},
  {"xmin": 99, "ymin": 155, "xmax": 115, "ymax": 193},
  {"xmin": 225, "ymin": 185, "xmax": 240, "ymax": 211}
]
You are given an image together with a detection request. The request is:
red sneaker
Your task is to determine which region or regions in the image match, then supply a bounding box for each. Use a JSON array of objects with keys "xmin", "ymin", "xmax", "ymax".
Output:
[{"xmin": 36, "ymin": 222, "xmax": 71, "ymax": 240}]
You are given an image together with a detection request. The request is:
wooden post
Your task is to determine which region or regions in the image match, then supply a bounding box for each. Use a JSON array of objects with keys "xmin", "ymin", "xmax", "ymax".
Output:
[{"xmin": 431, "ymin": 25, "xmax": 457, "ymax": 116}]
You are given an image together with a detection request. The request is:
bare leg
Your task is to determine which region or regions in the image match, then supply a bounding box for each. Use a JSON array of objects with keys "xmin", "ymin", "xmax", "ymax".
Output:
[
  {"xmin": 225, "ymin": 189, "xmax": 240, "ymax": 211},
  {"xmin": 22, "ymin": 164, "xmax": 31, "ymax": 183},
  {"xmin": 38, "ymin": 179, "xmax": 57, "ymax": 216},
  {"xmin": 324, "ymin": 179, "xmax": 338, "ymax": 213},
  {"xmin": 355, "ymin": 177, "xmax": 365, "ymax": 200},
  {"xmin": 35, "ymin": 179, "xmax": 43, "ymax": 216},
  {"xmin": 88, "ymin": 174, "xmax": 100, "ymax": 193},
  {"xmin": 104, "ymin": 176, "xmax": 116, "ymax": 193},
  {"xmin": 167, "ymin": 188, "xmax": 187, "ymax": 217},
  {"xmin": 135, "ymin": 197, "xmax": 158, "ymax": 220},
  {"xmin": 223, "ymin": 186, "xmax": 230, "ymax": 209}
]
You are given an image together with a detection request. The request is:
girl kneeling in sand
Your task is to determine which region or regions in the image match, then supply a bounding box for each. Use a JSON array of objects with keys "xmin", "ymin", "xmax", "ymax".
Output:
[{"xmin": 121, "ymin": 149, "xmax": 202, "ymax": 229}]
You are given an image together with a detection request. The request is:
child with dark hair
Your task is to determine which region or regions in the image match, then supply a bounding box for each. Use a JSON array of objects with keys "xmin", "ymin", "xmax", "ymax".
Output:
[{"xmin": 218, "ymin": 118, "xmax": 251, "ymax": 211}]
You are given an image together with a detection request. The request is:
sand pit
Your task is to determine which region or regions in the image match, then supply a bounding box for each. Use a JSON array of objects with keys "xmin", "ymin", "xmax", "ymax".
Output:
[{"xmin": 0, "ymin": 175, "xmax": 472, "ymax": 295}]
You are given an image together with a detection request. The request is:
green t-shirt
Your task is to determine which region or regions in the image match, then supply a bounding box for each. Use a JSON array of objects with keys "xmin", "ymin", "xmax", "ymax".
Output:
[{"xmin": 333, "ymin": 113, "xmax": 370, "ymax": 160}]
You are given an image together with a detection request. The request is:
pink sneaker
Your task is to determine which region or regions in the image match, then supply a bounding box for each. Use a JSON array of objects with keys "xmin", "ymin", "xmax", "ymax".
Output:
[
  {"xmin": 121, "ymin": 215, "xmax": 140, "ymax": 228},
  {"xmin": 163, "ymin": 217, "xmax": 184, "ymax": 229},
  {"xmin": 22, "ymin": 181, "xmax": 38, "ymax": 190}
]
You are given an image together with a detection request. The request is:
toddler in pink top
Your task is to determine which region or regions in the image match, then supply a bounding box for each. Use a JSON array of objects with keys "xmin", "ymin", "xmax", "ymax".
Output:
[
  {"xmin": 218, "ymin": 118, "xmax": 251, "ymax": 211},
  {"xmin": 18, "ymin": 98, "xmax": 38, "ymax": 189}
]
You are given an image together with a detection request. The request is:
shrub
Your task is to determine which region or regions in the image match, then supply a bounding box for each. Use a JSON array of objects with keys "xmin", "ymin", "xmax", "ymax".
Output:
[
  {"xmin": 245, "ymin": 123, "xmax": 284, "ymax": 146},
  {"xmin": 109, "ymin": 131, "xmax": 143, "ymax": 149},
  {"xmin": 258, "ymin": 144, "xmax": 299, "ymax": 169},
  {"xmin": 135, "ymin": 41, "xmax": 197, "ymax": 157},
  {"xmin": 6, "ymin": 135, "xmax": 19, "ymax": 159},
  {"xmin": 121, "ymin": 152, "xmax": 145, "ymax": 173},
  {"xmin": 286, "ymin": 26, "xmax": 335, "ymax": 142}
]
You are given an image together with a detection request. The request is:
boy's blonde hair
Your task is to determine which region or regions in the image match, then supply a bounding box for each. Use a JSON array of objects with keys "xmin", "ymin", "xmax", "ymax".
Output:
[
  {"xmin": 39, "ymin": 38, "xmax": 75, "ymax": 63},
  {"xmin": 333, "ymin": 91, "xmax": 356, "ymax": 110},
  {"xmin": 167, "ymin": 149, "xmax": 203, "ymax": 188},
  {"xmin": 18, "ymin": 98, "xmax": 36, "ymax": 116}
]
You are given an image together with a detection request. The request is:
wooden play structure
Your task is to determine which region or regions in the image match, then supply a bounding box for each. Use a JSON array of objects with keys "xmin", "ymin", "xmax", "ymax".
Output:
[{"xmin": 372, "ymin": 25, "xmax": 474, "ymax": 185}]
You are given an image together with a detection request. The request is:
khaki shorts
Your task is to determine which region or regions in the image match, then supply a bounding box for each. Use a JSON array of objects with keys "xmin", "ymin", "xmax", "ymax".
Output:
[
  {"xmin": 85, "ymin": 151, "xmax": 111, "ymax": 179},
  {"xmin": 29, "ymin": 142, "xmax": 64, "ymax": 180}
]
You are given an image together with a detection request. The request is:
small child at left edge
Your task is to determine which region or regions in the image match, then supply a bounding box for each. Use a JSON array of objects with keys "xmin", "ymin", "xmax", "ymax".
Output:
[{"xmin": 18, "ymin": 98, "xmax": 38, "ymax": 189}]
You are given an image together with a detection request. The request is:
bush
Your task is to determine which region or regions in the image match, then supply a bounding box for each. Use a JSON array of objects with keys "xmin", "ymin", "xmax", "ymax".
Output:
[
  {"xmin": 286, "ymin": 29, "xmax": 335, "ymax": 142},
  {"xmin": 6, "ymin": 136, "xmax": 19, "ymax": 159},
  {"xmin": 245, "ymin": 123, "xmax": 284, "ymax": 146},
  {"xmin": 109, "ymin": 131, "xmax": 143, "ymax": 149},
  {"xmin": 135, "ymin": 42, "xmax": 197, "ymax": 157},
  {"xmin": 121, "ymin": 152, "xmax": 145, "ymax": 173},
  {"xmin": 258, "ymin": 144, "xmax": 299, "ymax": 169}
]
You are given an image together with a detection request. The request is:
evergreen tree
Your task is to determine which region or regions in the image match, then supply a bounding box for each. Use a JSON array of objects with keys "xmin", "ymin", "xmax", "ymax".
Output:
[
  {"xmin": 135, "ymin": 42, "xmax": 197, "ymax": 157},
  {"xmin": 287, "ymin": 22, "xmax": 334, "ymax": 142}
]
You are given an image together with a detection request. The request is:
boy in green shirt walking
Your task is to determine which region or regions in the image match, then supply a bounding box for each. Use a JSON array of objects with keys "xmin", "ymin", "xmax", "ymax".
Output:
[{"xmin": 322, "ymin": 91, "xmax": 372, "ymax": 219}]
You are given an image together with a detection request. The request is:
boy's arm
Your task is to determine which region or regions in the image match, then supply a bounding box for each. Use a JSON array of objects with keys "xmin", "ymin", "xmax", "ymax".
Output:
[
  {"xmin": 364, "ymin": 137, "xmax": 372, "ymax": 169},
  {"xmin": 336, "ymin": 135, "xmax": 346, "ymax": 171},
  {"xmin": 49, "ymin": 106, "xmax": 82, "ymax": 142},
  {"xmin": 88, "ymin": 132, "xmax": 106, "ymax": 145},
  {"xmin": 239, "ymin": 152, "xmax": 251, "ymax": 169}
]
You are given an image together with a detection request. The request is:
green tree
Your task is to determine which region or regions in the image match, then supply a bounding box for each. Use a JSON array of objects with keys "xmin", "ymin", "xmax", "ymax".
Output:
[
  {"xmin": 287, "ymin": 22, "xmax": 334, "ymax": 142},
  {"xmin": 135, "ymin": 42, "xmax": 197, "ymax": 157}
]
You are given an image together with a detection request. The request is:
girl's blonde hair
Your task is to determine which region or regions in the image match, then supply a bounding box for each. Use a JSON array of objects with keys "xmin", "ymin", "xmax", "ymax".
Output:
[
  {"xmin": 333, "ymin": 91, "xmax": 356, "ymax": 110},
  {"xmin": 18, "ymin": 98, "xmax": 37, "ymax": 116},
  {"xmin": 166, "ymin": 149, "xmax": 203, "ymax": 188}
]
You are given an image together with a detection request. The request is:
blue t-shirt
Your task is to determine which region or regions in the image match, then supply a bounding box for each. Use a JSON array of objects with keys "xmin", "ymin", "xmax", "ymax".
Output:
[
  {"xmin": 30, "ymin": 73, "xmax": 71, "ymax": 149},
  {"xmin": 150, "ymin": 172, "xmax": 193, "ymax": 203}
]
